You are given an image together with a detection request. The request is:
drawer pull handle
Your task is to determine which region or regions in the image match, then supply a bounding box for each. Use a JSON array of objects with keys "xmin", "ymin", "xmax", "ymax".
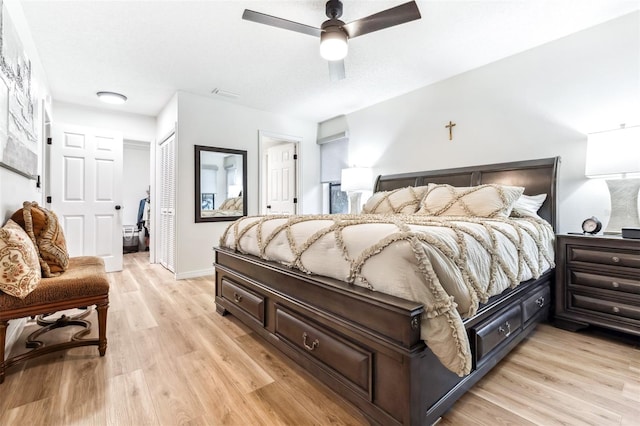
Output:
[
  {"xmin": 536, "ymin": 297, "xmax": 545, "ymax": 308},
  {"xmin": 611, "ymin": 256, "xmax": 620, "ymax": 263},
  {"xmin": 498, "ymin": 321, "xmax": 512, "ymax": 338},
  {"xmin": 233, "ymin": 293, "xmax": 243, "ymax": 303},
  {"xmin": 612, "ymin": 306, "xmax": 620, "ymax": 313},
  {"xmin": 302, "ymin": 332, "xmax": 319, "ymax": 351},
  {"xmin": 612, "ymin": 281, "xmax": 619, "ymax": 288}
]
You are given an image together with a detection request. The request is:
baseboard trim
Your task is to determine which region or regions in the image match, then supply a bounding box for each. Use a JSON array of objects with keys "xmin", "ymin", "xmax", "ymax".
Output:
[
  {"xmin": 5, "ymin": 317, "xmax": 26, "ymax": 354},
  {"xmin": 175, "ymin": 267, "xmax": 215, "ymax": 280}
]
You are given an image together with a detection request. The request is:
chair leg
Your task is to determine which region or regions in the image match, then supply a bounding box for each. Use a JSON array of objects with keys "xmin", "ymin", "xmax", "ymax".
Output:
[
  {"xmin": 96, "ymin": 301, "xmax": 108, "ymax": 356},
  {"xmin": 0, "ymin": 320, "xmax": 8, "ymax": 384}
]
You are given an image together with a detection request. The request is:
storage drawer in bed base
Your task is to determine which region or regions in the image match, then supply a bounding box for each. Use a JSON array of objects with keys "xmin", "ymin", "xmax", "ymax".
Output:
[
  {"xmin": 219, "ymin": 276, "xmax": 265, "ymax": 326},
  {"xmin": 474, "ymin": 305, "xmax": 522, "ymax": 364},
  {"xmin": 522, "ymin": 285, "xmax": 551, "ymax": 325},
  {"xmin": 215, "ymin": 248, "xmax": 553, "ymax": 426},
  {"xmin": 275, "ymin": 305, "xmax": 372, "ymax": 397}
]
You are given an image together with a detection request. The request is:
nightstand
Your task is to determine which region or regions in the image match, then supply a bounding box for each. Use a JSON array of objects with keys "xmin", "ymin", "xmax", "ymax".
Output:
[{"xmin": 555, "ymin": 234, "xmax": 640, "ymax": 336}]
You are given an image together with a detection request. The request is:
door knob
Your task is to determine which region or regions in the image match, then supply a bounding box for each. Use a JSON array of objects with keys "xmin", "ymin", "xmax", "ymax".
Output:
[{"xmin": 115, "ymin": 205, "xmax": 122, "ymax": 210}]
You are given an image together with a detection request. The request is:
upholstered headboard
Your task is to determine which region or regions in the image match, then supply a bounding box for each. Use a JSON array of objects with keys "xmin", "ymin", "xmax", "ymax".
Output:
[{"xmin": 373, "ymin": 157, "xmax": 560, "ymax": 230}]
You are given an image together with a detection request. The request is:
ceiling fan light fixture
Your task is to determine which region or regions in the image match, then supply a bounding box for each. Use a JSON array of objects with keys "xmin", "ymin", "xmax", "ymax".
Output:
[
  {"xmin": 97, "ymin": 91, "xmax": 127, "ymax": 104},
  {"xmin": 243, "ymin": 0, "xmax": 421, "ymax": 79},
  {"xmin": 320, "ymin": 29, "xmax": 348, "ymax": 61}
]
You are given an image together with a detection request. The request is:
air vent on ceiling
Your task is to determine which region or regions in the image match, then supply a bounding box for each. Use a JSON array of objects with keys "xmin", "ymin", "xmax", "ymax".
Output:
[{"xmin": 211, "ymin": 88, "xmax": 240, "ymax": 99}]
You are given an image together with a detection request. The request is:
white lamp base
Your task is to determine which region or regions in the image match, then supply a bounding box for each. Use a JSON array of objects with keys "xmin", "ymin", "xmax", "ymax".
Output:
[
  {"xmin": 348, "ymin": 192, "xmax": 362, "ymax": 215},
  {"xmin": 604, "ymin": 178, "xmax": 640, "ymax": 234}
]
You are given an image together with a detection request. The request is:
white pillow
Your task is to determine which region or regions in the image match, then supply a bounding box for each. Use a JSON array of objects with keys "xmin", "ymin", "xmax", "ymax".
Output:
[
  {"xmin": 512, "ymin": 193, "xmax": 547, "ymax": 218},
  {"xmin": 417, "ymin": 183, "xmax": 524, "ymax": 218}
]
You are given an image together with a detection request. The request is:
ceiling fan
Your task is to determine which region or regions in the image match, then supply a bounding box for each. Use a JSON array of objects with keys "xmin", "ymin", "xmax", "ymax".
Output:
[{"xmin": 242, "ymin": 0, "xmax": 421, "ymax": 81}]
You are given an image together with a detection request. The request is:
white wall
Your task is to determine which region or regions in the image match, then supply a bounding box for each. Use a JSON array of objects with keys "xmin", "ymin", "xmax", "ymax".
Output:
[
  {"xmin": 52, "ymin": 101, "xmax": 156, "ymax": 142},
  {"xmin": 342, "ymin": 12, "xmax": 639, "ymax": 233},
  {"xmin": 0, "ymin": 2, "xmax": 51, "ymax": 223},
  {"xmin": 173, "ymin": 91, "xmax": 318, "ymax": 278},
  {"xmin": 156, "ymin": 93, "xmax": 177, "ymax": 142},
  {"xmin": 0, "ymin": 1, "xmax": 53, "ymax": 352}
]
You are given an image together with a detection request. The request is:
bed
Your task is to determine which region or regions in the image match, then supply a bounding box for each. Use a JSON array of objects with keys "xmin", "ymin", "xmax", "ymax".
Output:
[{"xmin": 213, "ymin": 157, "xmax": 559, "ymax": 425}]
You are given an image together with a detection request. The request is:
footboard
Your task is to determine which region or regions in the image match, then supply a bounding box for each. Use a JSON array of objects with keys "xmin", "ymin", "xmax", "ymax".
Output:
[{"xmin": 214, "ymin": 248, "xmax": 552, "ymax": 425}]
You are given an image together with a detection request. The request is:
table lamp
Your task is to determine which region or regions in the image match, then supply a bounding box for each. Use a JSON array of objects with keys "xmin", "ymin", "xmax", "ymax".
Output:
[
  {"xmin": 585, "ymin": 124, "xmax": 640, "ymax": 234},
  {"xmin": 341, "ymin": 167, "xmax": 372, "ymax": 214}
]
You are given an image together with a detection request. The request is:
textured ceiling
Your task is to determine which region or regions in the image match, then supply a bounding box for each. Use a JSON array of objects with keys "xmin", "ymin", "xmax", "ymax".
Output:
[{"xmin": 19, "ymin": 0, "xmax": 640, "ymax": 122}]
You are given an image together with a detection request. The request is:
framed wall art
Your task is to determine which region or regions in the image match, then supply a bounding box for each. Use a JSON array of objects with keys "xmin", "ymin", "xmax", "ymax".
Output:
[{"xmin": 0, "ymin": 0, "xmax": 39, "ymax": 179}]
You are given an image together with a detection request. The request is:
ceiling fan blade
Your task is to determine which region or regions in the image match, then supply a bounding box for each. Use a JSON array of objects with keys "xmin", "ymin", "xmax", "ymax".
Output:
[
  {"xmin": 242, "ymin": 9, "xmax": 321, "ymax": 37},
  {"xmin": 343, "ymin": 1, "xmax": 421, "ymax": 39},
  {"xmin": 328, "ymin": 60, "xmax": 346, "ymax": 82}
]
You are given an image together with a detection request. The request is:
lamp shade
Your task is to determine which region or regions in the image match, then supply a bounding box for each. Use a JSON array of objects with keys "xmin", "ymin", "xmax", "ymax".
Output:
[
  {"xmin": 586, "ymin": 126, "xmax": 640, "ymax": 178},
  {"xmin": 341, "ymin": 167, "xmax": 372, "ymax": 192}
]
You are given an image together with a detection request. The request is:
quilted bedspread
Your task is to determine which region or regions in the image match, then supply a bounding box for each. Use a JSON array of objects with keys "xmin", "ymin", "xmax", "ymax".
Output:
[{"xmin": 219, "ymin": 214, "xmax": 555, "ymax": 376}]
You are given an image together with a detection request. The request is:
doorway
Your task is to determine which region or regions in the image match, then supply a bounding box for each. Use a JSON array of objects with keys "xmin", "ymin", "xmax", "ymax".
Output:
[
  {"xmin": 258, "ymin": 131, "xmax": 301, "ymax": 215},
  {"xmin": 123, "ymin": 140, "xmax": 151, "ymax": 255}
]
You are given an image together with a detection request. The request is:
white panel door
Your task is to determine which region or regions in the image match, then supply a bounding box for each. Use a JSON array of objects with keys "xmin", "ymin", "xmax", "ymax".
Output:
[
  {"xmin": 50, "ymin": 123, "xmax": 123, "ymax": 272},
  {"xmin": 266, "ymin": 142, "xmax": 297, "ymax": 215}
]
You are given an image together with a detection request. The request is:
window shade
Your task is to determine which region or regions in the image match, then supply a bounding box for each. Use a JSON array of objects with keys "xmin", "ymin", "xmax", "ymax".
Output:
[{"xmin": 320, "ymin": 137, "xmax": 348, "ymax": 183}]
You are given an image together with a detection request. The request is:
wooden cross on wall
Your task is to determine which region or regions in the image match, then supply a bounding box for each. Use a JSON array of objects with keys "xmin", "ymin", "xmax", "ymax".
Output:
[{"xmin": 445, "ymin": 121, "xmax": 456, "ymax": 141}]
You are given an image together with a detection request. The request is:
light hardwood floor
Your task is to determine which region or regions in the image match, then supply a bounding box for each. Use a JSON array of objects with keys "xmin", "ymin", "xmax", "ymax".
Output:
[{"xmin": 1, "ymin": 251, "xmax": 638, "ymax": 425}]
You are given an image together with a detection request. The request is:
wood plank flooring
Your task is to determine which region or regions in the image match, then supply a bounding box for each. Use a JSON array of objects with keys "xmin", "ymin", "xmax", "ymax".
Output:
[{"xmin": 1, "ymin": 251, "xmax": 638, "ymax": 425}]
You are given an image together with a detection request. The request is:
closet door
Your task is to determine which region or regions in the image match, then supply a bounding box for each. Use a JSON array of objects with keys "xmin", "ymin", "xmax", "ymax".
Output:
[{"xmin": 159, "ymin": 134, "xmax": 176, "ymax": 272}]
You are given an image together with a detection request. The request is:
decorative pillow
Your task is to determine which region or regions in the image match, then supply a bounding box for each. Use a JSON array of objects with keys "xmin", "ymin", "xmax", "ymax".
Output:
[
  {"xmin": 0, "ymin": 219, "xmax": 41, "ymax": 298},
  {"xmin": 417, "ymin": 184, "xmax": 524, "ymax": 218},
  {"xmin": 11, "ymin": 201, "xmax": 69, "ymax": 277},
  {"xmin": 219, "ymin": 197, "xmax": 243, "ymax": 211},
  {"xmin": 511, "ymin": 193, "xmax": 547, "ymax": 218},
  {"xmin": 362, "ymin": 186, "xmax": 429, "ymax": 214}
]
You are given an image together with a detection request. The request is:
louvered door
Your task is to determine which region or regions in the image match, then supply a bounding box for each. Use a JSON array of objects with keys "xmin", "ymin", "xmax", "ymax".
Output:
[{"xmin": 158, "ymin": 134, "xmax": 176, "ymax": 272}]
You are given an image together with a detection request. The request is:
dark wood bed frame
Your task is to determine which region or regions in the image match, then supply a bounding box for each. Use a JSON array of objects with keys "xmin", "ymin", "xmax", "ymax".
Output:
[{"xmin": 214, "ymin": 157, "xmax": 560, "ymax": 425}]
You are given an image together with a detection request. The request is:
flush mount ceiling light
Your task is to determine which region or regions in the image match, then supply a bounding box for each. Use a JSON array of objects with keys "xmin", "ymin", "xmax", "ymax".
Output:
[{"xmin": 96, "ymin": 91, "xmax": 127, "ymax": 104}]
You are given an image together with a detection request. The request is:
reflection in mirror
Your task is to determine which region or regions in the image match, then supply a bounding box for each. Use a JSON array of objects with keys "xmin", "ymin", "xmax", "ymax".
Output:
[{"xmin": 195, "ymin": 145, "xmax": 247, "ymax": 222}]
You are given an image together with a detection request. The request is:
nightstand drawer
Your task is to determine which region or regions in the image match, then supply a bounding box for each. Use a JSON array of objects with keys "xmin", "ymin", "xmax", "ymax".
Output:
[
  {"xmin": 570, "ymin": 271, "xmax": 640, "ymax": 295},
  {"xmin": 571, "ymin": 294, "xmax": 640, "ymax": 321},
  {"xmin": 568, "ymin": 247, "xmax": 640, "ymax": 269}
]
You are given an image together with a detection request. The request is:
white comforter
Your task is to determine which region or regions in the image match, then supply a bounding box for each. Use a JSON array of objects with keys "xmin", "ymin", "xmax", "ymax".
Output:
[{"xmin": 220, "ymin": 214, "xmax": 555, "ymax": 376}]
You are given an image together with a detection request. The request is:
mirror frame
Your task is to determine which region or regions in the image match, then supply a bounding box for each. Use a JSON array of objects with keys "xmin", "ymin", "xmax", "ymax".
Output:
[{"xmin": 194, "ymin": 145, "xmax": 248, "ymax": 222}]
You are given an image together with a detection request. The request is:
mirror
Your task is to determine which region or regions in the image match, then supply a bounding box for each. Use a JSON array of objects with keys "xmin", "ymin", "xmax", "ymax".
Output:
[{"xmin": 195, "ymin": 145, "xmax": 247, "ymax": 222}]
